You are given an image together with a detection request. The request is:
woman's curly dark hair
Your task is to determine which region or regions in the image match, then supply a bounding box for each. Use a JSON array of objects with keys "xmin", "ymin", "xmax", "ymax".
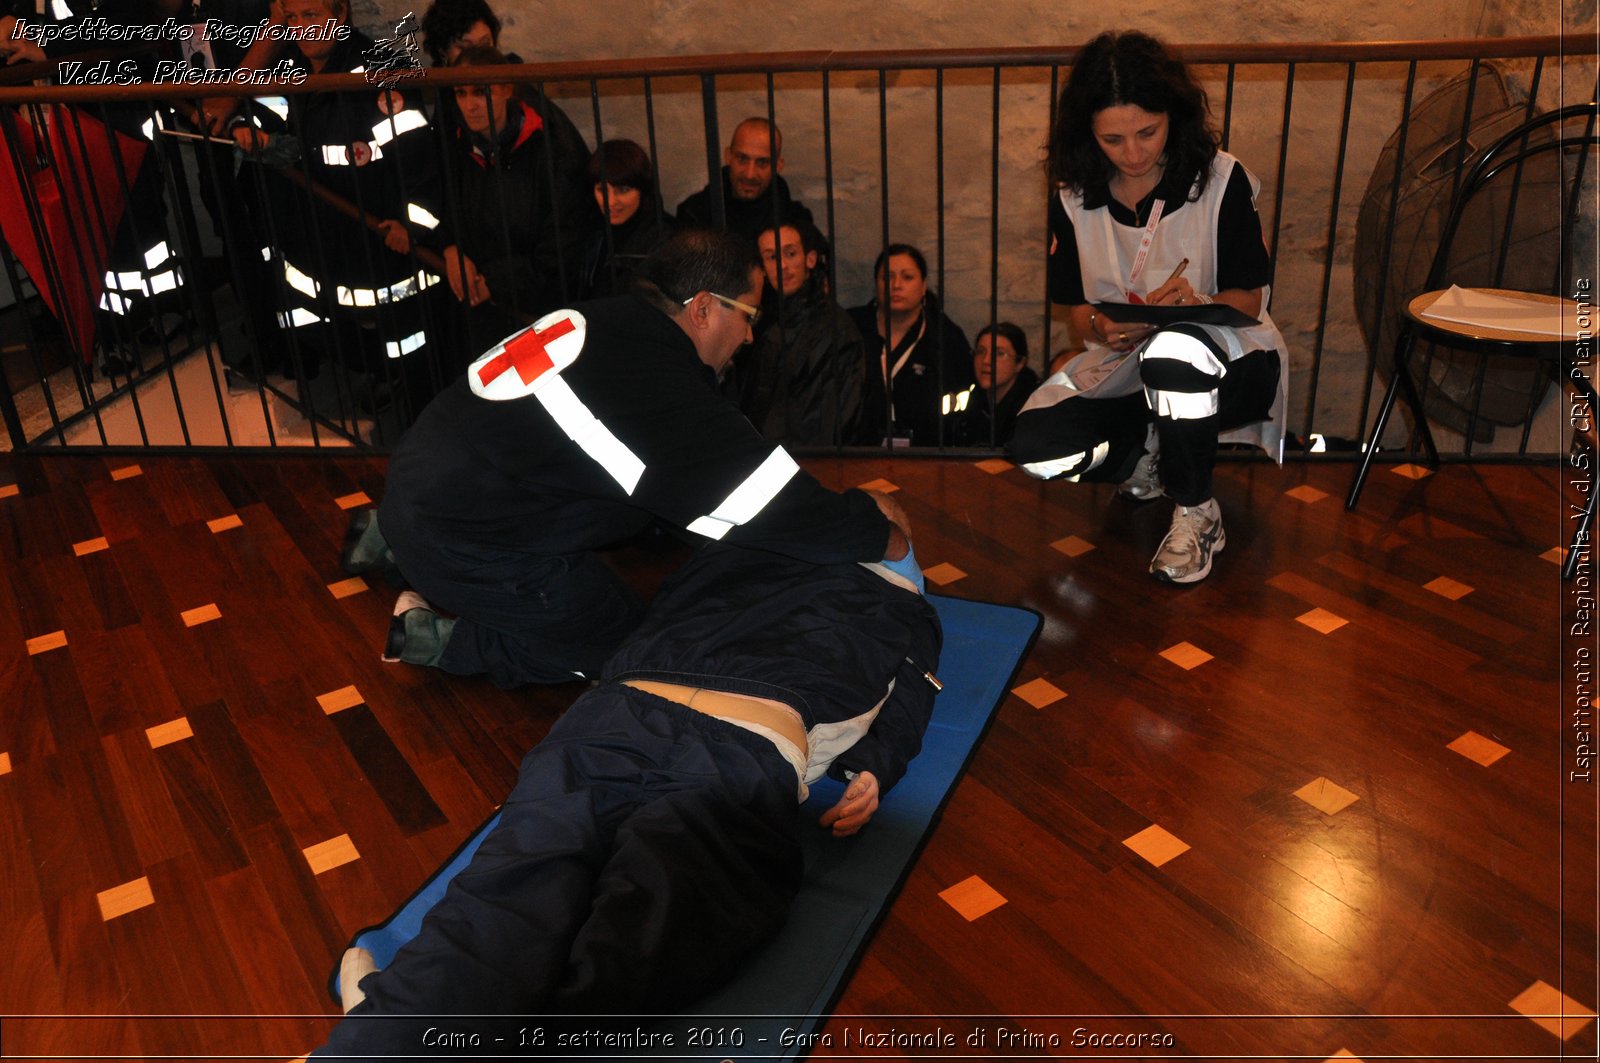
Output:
[
  {"xmin": 1048, "ymin": 31, "xmax": 1217, "ymax": 201},
  {"xmin": 419, "ymin": 0, "xmax": 502, "ymax": 67}
]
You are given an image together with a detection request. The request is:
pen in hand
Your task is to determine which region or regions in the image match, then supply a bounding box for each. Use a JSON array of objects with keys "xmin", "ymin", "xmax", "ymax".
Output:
[{"xmin": 1148, "ymin": 258, "xmax": 1192, "ymax": 306}]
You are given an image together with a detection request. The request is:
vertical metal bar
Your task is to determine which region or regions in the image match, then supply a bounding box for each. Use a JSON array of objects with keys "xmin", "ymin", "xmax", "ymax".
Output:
[
  {"xmin": 700, "ymin": 74, "xmax": 724, "ymax": 230},
  {"xmin": 1304, "ymin": 62, "xmax": 1357, "ymax": 440},
  {"xmin": 1266, "ymin": 62, "xmax": 1293, "ymax": 271},
  {"xmin": 1041, "ymin": 63, "xmax": 1059, "ymax": 374},
  {"xmin": 933, "ymin": 65, "xmax": 947, "ymax": 448},
  {"xmin": 533, "ymin": 81, "xmax": 573, "ymax": 306},
  {"xmin": 875, "ymin": 66, "xmax": 891, "ymax": 447},
  {"xmin": 986, "ymin": 64, "xmax": 1001, "ymax": 446},
  {"xmin": 1356, "ymin": 59, "xmax": 1420, "ymax": 443},
  {"xmin": 765, "ymin": 72, "xmax": 782, "ymax": 323},
  {"xmin": 643, "ymin": 77, "xmax": 664, "ymax": 228},
  {"xmin": 591, "ymin": 78, "xmax": 615, "ymax": 297},
  {"xmin": 1411, "ymin": 55, "xmax": 1487, "ymax": 452},
  {"xmin": 821, "ymin": 69, "xmax": 837, "ymax": 297},
  {"xmin": 148, "ymin": 124, "xmax": 211, "ymax": 447},
  {"xmin": 1221, "ymin": 64, "xmax": 1236, "ymax": 151},
  {"xmin": 82, "ymin": 103, "xmax": 155, "ymax": 446}
]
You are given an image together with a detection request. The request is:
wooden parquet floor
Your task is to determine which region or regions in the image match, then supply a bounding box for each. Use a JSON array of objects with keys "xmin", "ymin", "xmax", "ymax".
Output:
[{"xmin": 0, "ymin": 451, "xmax": 1591, "ymax": 1060}]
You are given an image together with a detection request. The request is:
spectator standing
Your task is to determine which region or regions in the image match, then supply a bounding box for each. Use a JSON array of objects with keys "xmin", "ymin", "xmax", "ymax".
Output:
[
  {"xmin": 232, "ymin": 0, "xmax": 445, "ymax": 399},
  {"xmin": 430, "ymin": 45, "xmax": 595, "ymax": 358}
]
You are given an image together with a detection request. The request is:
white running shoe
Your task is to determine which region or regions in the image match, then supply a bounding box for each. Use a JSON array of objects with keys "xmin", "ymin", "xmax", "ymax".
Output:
[{"xmin": 1150, "ymin": 498, "xmax": 1225, "ymax": 584}]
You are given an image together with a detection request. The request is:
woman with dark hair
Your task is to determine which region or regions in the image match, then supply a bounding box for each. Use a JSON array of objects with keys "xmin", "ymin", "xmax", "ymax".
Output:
[
  {"xmin": 584, "ymin": 139, "xmax": 674, "ymax": 298},
  {"xmin": 419, "ymin": 0, "xmax": 502, "ymax": 67},
  {"xmin": 944, "ymin": 322, "xmax": 1040, "ymax": 446},
  {"xmin": 1009, "ymin": 30, "xmax": 1286, "ymax": 584},
  {"xmin": 848, "ymin": 244, "xmax": 972, "ymax": 447}
]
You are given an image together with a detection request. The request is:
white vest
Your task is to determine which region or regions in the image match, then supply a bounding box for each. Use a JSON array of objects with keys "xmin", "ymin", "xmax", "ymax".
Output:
[{"xmin": 1043, "ymin": 151, "xmax": 1289, "ymax": 461}]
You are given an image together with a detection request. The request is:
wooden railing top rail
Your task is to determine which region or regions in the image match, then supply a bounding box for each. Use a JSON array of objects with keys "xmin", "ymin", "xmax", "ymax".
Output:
[{"xmin": 0, "ymin": 33, "xmax": 1573, "ymax": 105}]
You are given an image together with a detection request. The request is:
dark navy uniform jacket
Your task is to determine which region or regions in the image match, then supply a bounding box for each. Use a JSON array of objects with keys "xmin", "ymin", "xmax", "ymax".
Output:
[
  {"xmin": 380, "ymin": 293, "xmax": 893, "ymax": 568},
  {"xmin": 605, "ymin": 542, "xmax": 943, "ymax": 795}
]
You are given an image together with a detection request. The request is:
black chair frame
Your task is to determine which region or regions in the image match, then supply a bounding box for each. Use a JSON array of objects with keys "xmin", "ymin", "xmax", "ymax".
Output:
[{"xmin": 1346, "ymin": 103, "xmax": 1599, "ymax": 580}]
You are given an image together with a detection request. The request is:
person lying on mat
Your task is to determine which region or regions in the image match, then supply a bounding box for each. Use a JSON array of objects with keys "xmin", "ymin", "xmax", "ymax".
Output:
[{"xmin": 313, "ymin": 495, "xmax": 939, "ymax": 1059}]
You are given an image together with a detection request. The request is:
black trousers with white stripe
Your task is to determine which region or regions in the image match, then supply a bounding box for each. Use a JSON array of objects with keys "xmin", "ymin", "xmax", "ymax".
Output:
[{"xmin": 1010, "ymin": 325, "xmax": 1280, "ymax": 506}]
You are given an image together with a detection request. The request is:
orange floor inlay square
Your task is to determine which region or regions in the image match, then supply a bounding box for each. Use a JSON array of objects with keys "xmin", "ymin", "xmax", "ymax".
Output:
[
  {"xmin": 145, "ymin": 717, "xmax": 194, "ymax": 749},
  {"xmin": 72, "ymin": 536, "xmax": 110, "ymax": 557},
  {"xmin": 1423, "ymin": 575, "xmax": 1473, "ymax": 600},
  {"xmin": 1448, "ymin": 730, "xmax": 1511, "ymax": 767},
  {"xmin": 1123, "ymin": 824, "xmax": 1190, "ymax": 867},
  {"xmin": 855, "ymin": 478, "xmax": 899, "ymax": 494},
  {"xmin": 1510, "ymin": 980, "xmax": 1597, "ymax": 1040},
  {"xmin": 1323, "ymin": 1052, "xmax": 1361, "ymax": 1061},
  {"xmin": 1541, "ymin": 546, "xmax": 1566, "ymax": 565},
  {"xmin": 1296, "ymin": 607, "xmax": 1348, "ymax": 634},
  {"xmin": 26, "ymin": 630, "xmax": 68, "ymax": 655},
  {"xmin": 1012, "ymin": 676, "xmax": 1066, "ymax": 709},
  {"xmin": 1050, "ymin": 535, "xmax": 1096, "ymax": 557},
  {"xmin": 974, "ymin": 458, "xmax": 1013, "ymax": 474},
  {"xmin": 110, "ymin": 464, "xmax": 143, "ymax": 481},
  {"xmin": 1294, "ymin": 777, "xmax": 1360, "ymax": 815},
  {"xmin": 923, "ymin": 562, "xmax": 967, "ymax": 586},
  {"xmin": 335, "ymin": 491, "xmax": 372, "ymax": 510},
  {"xmin": 1285, "ymin": 485, "xmax": 1329, "ymax": 503},
  {"xmin": 317, "ymin": 685, "xmax": 365, "ymax": 715},
  {"xmin": 327, "ymin": 577, "xmax": 368, "ymax": 599},
  {"xmin": 207, "ymin": 513, "xmax": 244, "ymax": 534},
  {"xmin": 97, "ymin": 877, "xmax": 155, "ymax": 921},
  {"xmin": 0, "ymin": 483, "xmax": 18, "ymax": 500},
  {"xmin": 304, "ymin": 834, "xmax": 361, "ymax": 875},
  {"xmin": 1390, "ymin": 463, "xmax": 1432, "ymax": 480},
  {"xmin": 938, "ymin": 874, "xmax": 1007, "ymax": 921},
  {"xmin": 0, "ymin": 751, "xmax": 11, "ymax": 775},
  {"xmin": 181, "ymin": 603, "xmax": 222, "ymax": 627},
  {"xmin": 1160, "ymin": 641, "xmax": 1213, "ymax": 670}
]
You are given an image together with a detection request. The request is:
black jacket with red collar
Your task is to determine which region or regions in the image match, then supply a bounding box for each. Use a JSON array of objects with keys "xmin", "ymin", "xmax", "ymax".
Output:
[{"xmin": 431, "ymin": 94, "xmax": 596, "ymax": 321}]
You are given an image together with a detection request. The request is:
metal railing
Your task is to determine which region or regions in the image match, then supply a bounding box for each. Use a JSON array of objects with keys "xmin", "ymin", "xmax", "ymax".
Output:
[{"xmin": 0, "ymin": 34, "xmax": 1589, "ymax": 457}]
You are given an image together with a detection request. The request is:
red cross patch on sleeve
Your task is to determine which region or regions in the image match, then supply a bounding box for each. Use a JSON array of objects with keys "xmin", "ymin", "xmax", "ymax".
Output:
[{"xmin": 468, "ymin": 310, "xmax": 588, "ymax": 402}]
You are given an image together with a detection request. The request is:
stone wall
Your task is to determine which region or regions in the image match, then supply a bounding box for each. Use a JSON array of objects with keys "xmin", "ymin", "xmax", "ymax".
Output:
[{"xmin": 360, "ymin": 0, "xmax": 1593, "ymax": 450}]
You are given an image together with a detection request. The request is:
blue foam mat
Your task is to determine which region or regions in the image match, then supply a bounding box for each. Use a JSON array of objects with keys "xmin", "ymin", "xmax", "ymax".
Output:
[{"xmin": 331, "ymin": 594, "xmax": 1039, "ymax": 1058}]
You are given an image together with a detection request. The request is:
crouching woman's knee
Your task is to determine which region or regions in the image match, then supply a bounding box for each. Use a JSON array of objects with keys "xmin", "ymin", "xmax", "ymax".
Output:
[{"xmin": 1008, "ymin": 408, "xmax": 1113, "ymax": 481}]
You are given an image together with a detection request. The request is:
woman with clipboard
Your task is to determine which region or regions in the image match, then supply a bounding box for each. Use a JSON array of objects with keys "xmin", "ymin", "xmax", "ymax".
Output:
[{"xmin": 1009, "ymin": 31, "xmax": 1287, "ymax": 584}]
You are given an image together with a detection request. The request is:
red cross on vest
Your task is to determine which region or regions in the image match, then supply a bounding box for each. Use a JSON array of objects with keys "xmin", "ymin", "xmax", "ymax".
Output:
[{"xmin": 477, "ymin": 316, "xmax": 577, "ymax": 389}]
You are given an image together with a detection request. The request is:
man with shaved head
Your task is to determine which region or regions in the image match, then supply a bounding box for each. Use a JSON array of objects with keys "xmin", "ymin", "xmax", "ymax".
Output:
[{"xmin": 676, "ymin": 117, "xmax": 814, "ymax": 245}]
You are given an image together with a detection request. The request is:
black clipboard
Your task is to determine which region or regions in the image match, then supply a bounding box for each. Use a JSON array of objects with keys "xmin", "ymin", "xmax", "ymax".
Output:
[{"xmin": 1093, "ymin": 301, "xmax": 1260, "ymax": 328}]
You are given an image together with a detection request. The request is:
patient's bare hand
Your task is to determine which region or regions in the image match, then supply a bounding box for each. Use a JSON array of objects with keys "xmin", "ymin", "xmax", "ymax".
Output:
[
  {"xmin": 862, "ymin": 488, "xmax": 911, "ymax": 540},
  {"xmin": 818, "ymin": 771, "xmax": 880, "ymax": 837}
]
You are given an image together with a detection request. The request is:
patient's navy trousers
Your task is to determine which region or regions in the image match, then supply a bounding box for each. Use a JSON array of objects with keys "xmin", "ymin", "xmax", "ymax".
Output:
[{"xmin": 314, "ymin": 684, "xmax": 801, "ymax": 1060}]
